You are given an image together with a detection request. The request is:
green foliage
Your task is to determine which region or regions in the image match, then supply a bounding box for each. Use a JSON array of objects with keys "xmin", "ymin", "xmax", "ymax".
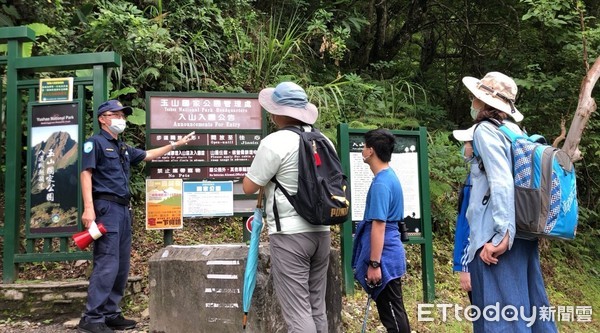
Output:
[
  {"xmin": 308, "ymin": 74, "xmax": 431, "ymax": 133},
  {"xmin": 521, "ymin": 0, "xmax": 579, "ymax": 28},
  {"xmin": 0, "ymin": 0, "xmax": 20, "ymax": 27},
  {"xmin": 306, "ymin": 9, "xmax": 354, "ymax": 64},
  {"xmin": 229, "ymin": 11, "xmax": 308, "ymax": 91},
  {"xmin": 575, "ymin": 115, "xmax": 600, "ymax": 222},
  {"xmin": 74, "ymin": 1, "xmax": 203, "ymax": 93},
  {"xmin": 2, "ymin": 0, "xmax": 600, "ymax": 277},
  {"xmin": 426, "ymin": 130, "xmax": 469, "ymax": 236},
  {"xmin": 0, "ymin": 23, "xmax": 56, "ymax": 56}
]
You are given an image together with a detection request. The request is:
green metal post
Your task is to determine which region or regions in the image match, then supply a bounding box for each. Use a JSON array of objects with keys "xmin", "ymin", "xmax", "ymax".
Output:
[
  {"xmin": 164, "ymin": 230, "xmax": 174, "ymax": 245},
  {"xmin": 2, "ymin": 27, "xmax": 35, "ymax": 283},
  {"xmin": 92, "ymin": 64, "xmax": 109, "ymax": 133},
  {"xmin": 419, "ymin": 127, "xmax": 435, "ymax": 302},
  {"xmin": 1, "ymin": 26, "xmax": 121, "ymax": 273},
  {"xmin": 337, "ymin": 123, "xmax": 355, "ymax": 295},
  {"xmin": 0, "ymin": 69, "xmax": 4, "ymax": 199}
]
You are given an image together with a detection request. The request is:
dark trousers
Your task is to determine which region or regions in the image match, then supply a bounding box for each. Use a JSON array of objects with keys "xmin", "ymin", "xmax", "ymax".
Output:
[
  {"xmin": 375, "ymin": 278, "xmax": 411, "ymax": 333},
  {"xmin": 82, "ymin": 199, "xmax": 132, "ymax": 323}
]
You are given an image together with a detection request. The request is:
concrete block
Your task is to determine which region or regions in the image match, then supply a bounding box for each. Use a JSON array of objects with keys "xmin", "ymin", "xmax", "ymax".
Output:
[
  {"xmin": 41, "ymin": 293, "xmax": 65, "ymax": 301},
  {"xmin": 149, "ymin": 244, "xmax": 343, "ymax": 333}
]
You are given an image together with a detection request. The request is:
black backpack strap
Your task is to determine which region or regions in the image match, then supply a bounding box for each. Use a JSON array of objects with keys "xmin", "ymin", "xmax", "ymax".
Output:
[
  {"xmin": 272, "ymin": 185, "xmax": 281, "ymax": 232},
  {"xmin": 270, "ymin": 125, "xmax": 311, "ymax": 232},
  {"xmin": 271, "ymin": 178, "xmax": 283, "ymax": 232},
  {"xmin": 271, "ymin": 177, "xmax": 297, "ymax": 232},
  {"xmin": 280, "ymin": 124, "xmax": 311, "ymax": 135}
]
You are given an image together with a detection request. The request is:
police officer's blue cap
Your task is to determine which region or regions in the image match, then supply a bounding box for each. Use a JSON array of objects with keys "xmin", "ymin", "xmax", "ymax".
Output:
[{"xmin": 97, "ymin": 100, "xmax": 133, "ymax": 116}]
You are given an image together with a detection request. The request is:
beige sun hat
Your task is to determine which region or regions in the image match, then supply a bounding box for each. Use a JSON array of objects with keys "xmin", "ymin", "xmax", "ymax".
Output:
[
  {"xmin": 452, "ymin": 124, "xmax": 477, "ymax": 142},
  {"xmin": 462, "ymin": 72, "xmax": 523, "ymax": 122},
  {"xmin": 258, "ymin": 82, "xmax": 318, "ymax": 125}
]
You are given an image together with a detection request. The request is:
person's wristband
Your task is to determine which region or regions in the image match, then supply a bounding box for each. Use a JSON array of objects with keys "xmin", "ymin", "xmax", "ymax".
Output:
[
  {"xmin": 170, "ymin": 141, "xmax": 178, "ymax": 149},
  {"xmin": 369, "ymin": 260, "xmax": 381, "ymax": 268}
]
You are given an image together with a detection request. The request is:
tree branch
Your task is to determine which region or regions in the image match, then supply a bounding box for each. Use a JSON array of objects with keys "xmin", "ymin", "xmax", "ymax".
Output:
[
  {"xmin": 552, "ymin": 118, "xmax": 566, "ymax": 148},
  {"xmin": 561, "ymin": 56, "xmax": 600, "ymax": 162}
]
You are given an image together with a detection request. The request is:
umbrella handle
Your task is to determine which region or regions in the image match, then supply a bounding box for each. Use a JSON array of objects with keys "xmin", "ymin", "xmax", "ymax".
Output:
[
  {"xmin": 242, "ymin": 312, "xmax": 248, "ymax": 329},
  {"xmin": 256, "ymin": 187, "xmax": 264, "ymax": 209}
]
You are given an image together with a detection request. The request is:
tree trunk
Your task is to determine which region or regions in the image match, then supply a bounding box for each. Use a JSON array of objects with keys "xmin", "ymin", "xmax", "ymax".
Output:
[{"xmin": 562, "ymin": 56, "xmax": 600, "ymax": 162}]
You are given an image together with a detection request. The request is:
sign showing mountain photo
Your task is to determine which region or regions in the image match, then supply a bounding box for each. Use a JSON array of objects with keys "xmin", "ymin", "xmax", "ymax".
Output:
[{"xmin": 27, "ymin": 103, "xmax": 80, "ymax": 234}]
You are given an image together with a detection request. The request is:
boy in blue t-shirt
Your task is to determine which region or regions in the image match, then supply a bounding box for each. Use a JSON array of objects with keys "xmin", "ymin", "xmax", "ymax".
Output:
[{"xmin": 352, "ymin": 129, "xmax": 410, "ymax": 332}]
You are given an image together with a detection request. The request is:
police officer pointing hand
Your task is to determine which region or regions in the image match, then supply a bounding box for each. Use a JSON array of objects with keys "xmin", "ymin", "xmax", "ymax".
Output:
[{"xmin": 77, "ymin": 100, "xmax": 193, "ymax": 333}]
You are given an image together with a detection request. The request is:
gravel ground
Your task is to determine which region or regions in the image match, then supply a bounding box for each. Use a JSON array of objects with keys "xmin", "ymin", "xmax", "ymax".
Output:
[{"xmin": 0, "ymin": 318, "xmax": 150, "ymax": 333}]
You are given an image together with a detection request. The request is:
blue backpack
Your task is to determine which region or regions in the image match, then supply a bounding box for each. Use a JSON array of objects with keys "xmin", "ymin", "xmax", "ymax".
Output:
[{"xmin": 477, "ymin": 119, "xmax": 579, "ymax": 240}]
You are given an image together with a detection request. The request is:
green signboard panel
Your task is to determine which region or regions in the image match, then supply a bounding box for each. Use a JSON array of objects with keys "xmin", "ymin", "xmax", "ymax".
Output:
[{"xmin": 338, "ymin": 124, "xmax": 435, "ymax": 302}]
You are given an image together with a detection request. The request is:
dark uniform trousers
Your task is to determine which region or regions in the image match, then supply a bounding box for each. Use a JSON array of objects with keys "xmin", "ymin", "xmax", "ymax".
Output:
[{"xmin": 83, "ymin": 198, "xmax": 132, "ymax": 323}]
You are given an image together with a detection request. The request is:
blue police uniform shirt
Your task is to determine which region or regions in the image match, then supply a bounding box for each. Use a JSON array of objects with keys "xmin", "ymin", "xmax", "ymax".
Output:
[{"xmin": 81, "ymin": 129, "xmax": 146, "ymax": 200}]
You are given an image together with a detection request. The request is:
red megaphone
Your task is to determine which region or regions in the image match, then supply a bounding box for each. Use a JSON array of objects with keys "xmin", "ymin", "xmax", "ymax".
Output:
[{"xmin": 73, "ymin": 221, "xmax": 107, "ymax": 250}]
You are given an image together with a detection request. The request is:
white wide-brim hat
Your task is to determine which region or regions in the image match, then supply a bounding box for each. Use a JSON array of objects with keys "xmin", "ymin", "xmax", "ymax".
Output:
[
  {"xmin": 258, "ymin": 82, "xmax": 318, "ymax": 125},
  {"xmin": 452, "ymin": 124, "xmax": 477, "ymax": 142},
  {"xmin": 462, "ymin": 72, "xmax": 524, "ymax": 122}
]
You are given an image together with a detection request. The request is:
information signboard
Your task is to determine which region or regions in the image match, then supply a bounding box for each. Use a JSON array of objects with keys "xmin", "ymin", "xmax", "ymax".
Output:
[
  {"xmin": 146, "ymin": 179, "xmax": 184, "ymax": 230},
  {"xmin": 148, "ymin": 95, "xmax": 262, "ymax": 130},
  {"xmin": 26, "ymin": 102, "xmax": 80, "ymax": 235},
  {"xmin": 38, "ymin": 77, "xmax": 73, "ymax": 102},
  {"xmin": 347, "ymin": 134, "xmax": 422, "ymax": 234},
  {"xmin": 338, "ymin": 124, "xmax": 435, "ymax": 302},
  {"xmin": 182, "ymin": 181, "xmax": 234, "ymax": 217},
  {"xmin": 145, "ymin": 92, "xmax": 265, "ymax": 220},
  {"xmin": 149, "ymin": 166, "xmax": 250, "ymax": 180}
]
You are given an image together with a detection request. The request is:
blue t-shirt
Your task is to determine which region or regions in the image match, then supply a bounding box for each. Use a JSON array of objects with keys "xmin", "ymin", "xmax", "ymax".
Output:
[
  {"xmin": 352, "ymin": 168, "xmax": 407, "ymax": 299},
  {"xmin": 363, "ymin": 168, "xmax": 404, "ymax": 221}
]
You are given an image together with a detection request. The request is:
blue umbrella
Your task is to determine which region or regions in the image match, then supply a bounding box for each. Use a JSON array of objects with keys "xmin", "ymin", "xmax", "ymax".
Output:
[{"xmin": 242, "ymin": 187, "xmax": 264, "ymax": 329}]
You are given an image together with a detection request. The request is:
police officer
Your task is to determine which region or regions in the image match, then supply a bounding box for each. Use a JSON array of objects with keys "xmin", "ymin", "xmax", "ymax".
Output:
[{"xmin": 78, "ymin": 100, "xmax": 194, "ymax": 333}]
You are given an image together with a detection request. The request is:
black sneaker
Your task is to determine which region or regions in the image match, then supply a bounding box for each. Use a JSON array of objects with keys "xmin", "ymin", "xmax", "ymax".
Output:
[
  {"xmin": 78, "ymin": 320, "xmax": 114, "ymax": 333},
  {"xmin": 105, "ymin": 314, "xmax": 137, "ymax": 330}
]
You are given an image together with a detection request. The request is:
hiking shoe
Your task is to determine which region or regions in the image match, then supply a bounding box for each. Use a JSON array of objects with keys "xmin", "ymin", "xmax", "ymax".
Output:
[
  {"xmin": 105, "ymin": 314, "xmax": 137, "ymax": 330},
  {"xmin": 77, "ymin": 320, "xmax": 114, "ymax": 333}
]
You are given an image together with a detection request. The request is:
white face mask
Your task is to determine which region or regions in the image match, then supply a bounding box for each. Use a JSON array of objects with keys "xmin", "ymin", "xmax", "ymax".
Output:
[
  {"xmin": 362, "ymin": 147, "xmax": 372, "ymax": 164},
  {"xmin": 108, "ymin": 118, "xmax": 127, "ymax": 134}
]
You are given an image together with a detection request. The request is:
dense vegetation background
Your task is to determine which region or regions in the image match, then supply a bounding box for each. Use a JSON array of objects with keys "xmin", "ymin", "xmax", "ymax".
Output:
[{"xmin": 1, "ymin": 0, "xmax": 599, "ymax": 331}]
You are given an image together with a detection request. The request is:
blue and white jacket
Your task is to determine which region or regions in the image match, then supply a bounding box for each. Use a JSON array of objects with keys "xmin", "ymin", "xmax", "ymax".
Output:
[
  {"xmin": 464, "ymin": 121, "xmax": 522, "ymax": 264},
  {"xmin": 453, "ymin": 174, "xmax": 471, "ymax": 272}
]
